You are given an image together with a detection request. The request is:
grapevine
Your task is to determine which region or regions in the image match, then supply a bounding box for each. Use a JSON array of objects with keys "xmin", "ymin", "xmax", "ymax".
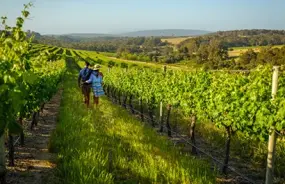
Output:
[
  {"xmin": 102, "ymin": 63, "xmax": 285, "ymax": 174},
  {"xmin": 0, "ymin": 4, "xmax": 66, "ymax": 181}
]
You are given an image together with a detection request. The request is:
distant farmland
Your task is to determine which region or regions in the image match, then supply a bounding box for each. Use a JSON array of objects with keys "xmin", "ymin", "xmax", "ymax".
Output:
[
  {"xmin": 161, "ymin": 37, "xmax": 192, "ymax": 45},
  {"xmin": 162, "ymin": 38, "xmax": 284, "ymax": 57},
  {"xmin": 228, "ymin": 45, "xmax": 284, "ymax": 57}
]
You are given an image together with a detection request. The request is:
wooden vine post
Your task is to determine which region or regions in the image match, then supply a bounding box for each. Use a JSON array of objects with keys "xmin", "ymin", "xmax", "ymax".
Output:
[
  {"xmin": 123, "ymin": 95, "xmax": 127, "ymax": 108},
  {"xmin": 166, "ymin": 104, "xmax": 172, "ymax": 137},
  {"xmin": 118, "ymin": 90, "xmax": 121, "ymax": 105},
  {"xmin": 159, "ymin": 65, "xmax": 167, "ymax": 132},
  {"xmin": 31, "ymin": 111, "xmax": 39, "ymax": 130},
  {"xmin": 163, "ymin": 65, "xmax": 172, "ymax": 137},
  {"xmin": 0, "ymin": 134, "xmax": 5, "ymax": 183},
  {"xmin": 189, "ymin": 114, "xmax": 197, "ymax": 154},
  {"xmin": 129, "ymin": 95, "xmax": 135, "ymax": 114},
  {"xmin": 140, "ymin": 98, "xmax": 144, "ymax": 122},
  {"xmin": 113, "ymin": 88, "xmax": 116, "ymax": 103},
  {"xmin": 122, "ymin": 67, "xmax": 128, "ymax": 108},
  {"xmin": 265, "ymin": 66, "xmax": 279, "ymax": 184},
  {"xmin": 159, "ymin": 101, "xmax": 163, "ymax": 132},
  {"xmin": 222, "ymin": 126, "xmax": 231, "ymax": 174},
  {"xmin": 19, "ymin": 117, "xmax": 24, "ymax": 146},
  {"xmin": 8, "ymin": 134, "xmax": 14, "ymax": 166},
  {"xmin": 148, "ymin": 97, "xmax": 155, "ymax": 127}
]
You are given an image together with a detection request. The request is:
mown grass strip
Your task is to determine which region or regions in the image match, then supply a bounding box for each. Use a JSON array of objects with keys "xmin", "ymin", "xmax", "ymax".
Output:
[{"xmin": 50, "ymin": 58, "xmax": 216, "ymax": 184}]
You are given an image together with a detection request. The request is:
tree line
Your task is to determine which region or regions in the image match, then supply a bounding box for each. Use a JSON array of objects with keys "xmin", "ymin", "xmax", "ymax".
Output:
[
  {"xmin": 30, "ymin": 29, "xmax": 285, "ymax": 68},
  {"xmin": 178, "ymin": 39, "xmax": 285, "ymax": 70},
  {"xmin": 180, "ymin": 29, "xmax": 285, "ymax": 48},
  {"xmin": 237, "ymin": 46, "xmax": 285, "ymax": 69}
]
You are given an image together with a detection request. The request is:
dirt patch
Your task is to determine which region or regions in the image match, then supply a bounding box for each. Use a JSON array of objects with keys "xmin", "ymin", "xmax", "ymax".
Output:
[{"xmin": 6, "ymin": 90, "xmax": 62, "ymax": 184}]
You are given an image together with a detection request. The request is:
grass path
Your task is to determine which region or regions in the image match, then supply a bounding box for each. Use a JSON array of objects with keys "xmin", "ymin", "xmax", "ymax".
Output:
[{"xmin": 49, "ymin": 57, "xmax": 216, "ymax": 183}]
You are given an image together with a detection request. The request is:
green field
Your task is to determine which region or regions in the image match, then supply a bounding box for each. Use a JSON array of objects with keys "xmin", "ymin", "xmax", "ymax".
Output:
[{"xmin": 228, "ymin": 45, "xmax": 285, "ymax": 57}]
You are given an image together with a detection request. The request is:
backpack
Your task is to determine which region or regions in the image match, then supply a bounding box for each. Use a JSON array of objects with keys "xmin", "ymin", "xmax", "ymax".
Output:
[{"xmin": 81, "ymin": 68, "xmax": 92, "ymax": 82}]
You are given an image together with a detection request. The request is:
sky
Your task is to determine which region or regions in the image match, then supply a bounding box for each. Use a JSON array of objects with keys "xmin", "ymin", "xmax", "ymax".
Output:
[{"xmin": 0, "ymin": 0, "xmax": 284, "ymax": 35}]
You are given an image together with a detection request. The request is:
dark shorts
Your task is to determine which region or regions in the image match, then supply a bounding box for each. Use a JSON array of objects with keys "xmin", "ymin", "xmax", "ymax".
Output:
[{"xmin": 81, "ymin": 83, "xmax": 91, "ymax": 96}]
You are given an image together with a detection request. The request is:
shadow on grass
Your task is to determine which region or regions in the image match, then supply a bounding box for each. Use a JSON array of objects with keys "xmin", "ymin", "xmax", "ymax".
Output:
[
  {"xmin": 94, "ymin": 102, "xmax": 215, "ymax": 183},
  {"xmin": 49, "ymin": 57, "xmax": 215, "ymax": 184}
]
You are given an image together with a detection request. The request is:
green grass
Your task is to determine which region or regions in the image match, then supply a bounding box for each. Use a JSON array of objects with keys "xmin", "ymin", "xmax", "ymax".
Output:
[
  {"xmin": 100, "ymin": 52, "xmax": 117, "ymax": 57},
  {"xmin": 49, "ymin": 58, "xmax": 216, "ymax": 184}
]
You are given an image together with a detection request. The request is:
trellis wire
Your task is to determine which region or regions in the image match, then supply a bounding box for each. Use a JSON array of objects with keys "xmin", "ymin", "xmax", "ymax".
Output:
[{"xmin": 106, "ymin": 95, "xmax": 258, "ymax": 184}]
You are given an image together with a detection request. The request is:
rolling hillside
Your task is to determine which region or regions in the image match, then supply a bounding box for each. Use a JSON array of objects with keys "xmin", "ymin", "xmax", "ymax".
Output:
[{"xmin": 45, "ymin": 29, "xmax": 211, "ymax": 38}]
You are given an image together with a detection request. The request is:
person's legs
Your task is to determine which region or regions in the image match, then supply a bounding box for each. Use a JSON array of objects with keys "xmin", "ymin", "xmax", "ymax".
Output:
[
  {"xmin": 82, "ymin": 84, "xmax": 91, "ymax": 108},
  {"xmin": 94, "ymin": 96, "xmax": 99, "ymax": 106},
  {"xmin": 81, "ymin": 85, "xmax": 86, "ymax": 103},
  {"xmin": 86, "ymin": 85, "xmax": 91, "ymax": 108},
  {"xmin": 85, "ymin": 94, "xmax": 89, "ymax": 107}
]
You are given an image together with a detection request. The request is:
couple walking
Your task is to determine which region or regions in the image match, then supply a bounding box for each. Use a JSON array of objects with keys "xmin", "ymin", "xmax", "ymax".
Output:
[{"xmin": 78, "ymin": 61, "xmax": 104, "ymax": 108}]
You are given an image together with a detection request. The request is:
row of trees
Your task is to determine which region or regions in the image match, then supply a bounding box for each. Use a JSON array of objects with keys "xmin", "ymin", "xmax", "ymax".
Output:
[
  {"xmin": 237, "ymin": 46, "xmax": 285, "ymax": 69},
  {"xmin": 180, "ymin": 30, "xmax": 285, "ymax": 49},
  {"xmin": 176, "ymin": 39, "xmax": 230, "ymax": 68},
  {"xmin": 211, "ymin": 29, "xmax": 285, "ymax": 37},
  {"xmin": 179, "ymin": 43, "xmax": 285, "ymax": 70},
  {"xmin": 32, "ymin": 29, "xmax": 285, "ymax": 68},
  {"xmin": 33, "ymin": 36, "xmax": 166, "ymax": 52}
]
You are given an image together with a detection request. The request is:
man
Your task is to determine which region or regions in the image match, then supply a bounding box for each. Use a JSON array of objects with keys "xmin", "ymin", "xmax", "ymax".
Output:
[
  {"xmin": 78, "ymin": 61, "xmax": 92, "ymax": 107},
  {"xmin": 84, "ymin": 64, "xmax": 104, "ymax": 108}
]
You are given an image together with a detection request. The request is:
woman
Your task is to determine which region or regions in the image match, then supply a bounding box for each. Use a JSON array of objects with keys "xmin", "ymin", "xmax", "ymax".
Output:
[{"xmin": 85, "ymin": 64, "xmax": 104, "ymax": 107}]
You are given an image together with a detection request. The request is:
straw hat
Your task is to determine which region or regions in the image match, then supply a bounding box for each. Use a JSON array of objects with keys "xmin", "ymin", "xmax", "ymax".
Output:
[{"xmin": 93, "ymin": 64, "xmax": 101, "ymax": 70}]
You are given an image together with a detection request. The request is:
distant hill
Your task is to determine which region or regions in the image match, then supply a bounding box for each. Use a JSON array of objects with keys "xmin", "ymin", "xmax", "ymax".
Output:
[
  {"xmin": 43, "ymin": 29, "xmax": 211, "ymax": 39},
  {"xmin": 119, "ymin": 29, "xmax": 211, "ymax": 37},
  {"xmin": 64, "ymin": 33, "xmax": 116, "ymax": 38}
]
